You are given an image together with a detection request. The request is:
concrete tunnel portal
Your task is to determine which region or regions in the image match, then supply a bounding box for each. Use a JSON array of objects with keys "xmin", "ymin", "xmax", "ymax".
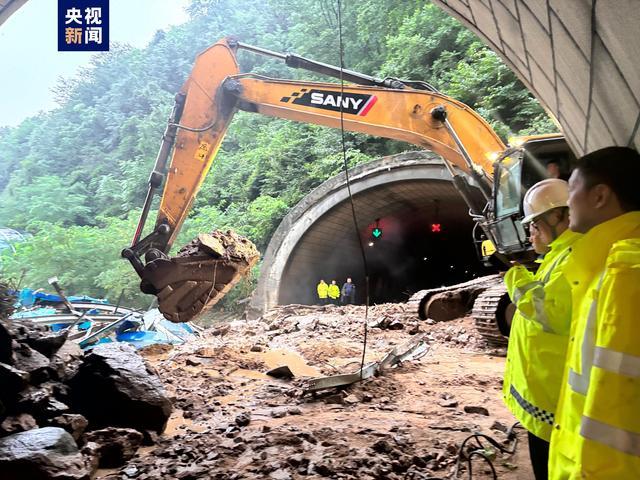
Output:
[{"xmin": 252, "ymin": 152, "xmax": 494, "ymax": 312}]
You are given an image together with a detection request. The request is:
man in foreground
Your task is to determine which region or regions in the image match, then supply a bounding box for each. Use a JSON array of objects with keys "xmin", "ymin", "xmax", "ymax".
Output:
[
  {"xmin": 503, "ymin": 179, "xmax": 581, "ymax": 479},
  {"xmin": 549, "ymin": 146, "xmax": 640, "ymax": 479}
]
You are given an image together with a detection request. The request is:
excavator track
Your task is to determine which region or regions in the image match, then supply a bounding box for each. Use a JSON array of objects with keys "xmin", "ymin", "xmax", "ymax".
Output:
[
  {"xmin": 471, "ymin": 283, "xmax": 513, "ymax": 347},
  {"xmin": 408, "ymin": 274, "xmax": 512, "ymax": 346}
]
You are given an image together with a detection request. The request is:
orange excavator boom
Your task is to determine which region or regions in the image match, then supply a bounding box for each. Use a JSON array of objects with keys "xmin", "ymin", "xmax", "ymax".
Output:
[{"xmin": 122, "ymin": 37, "xmax": 507, "ymax": 322}]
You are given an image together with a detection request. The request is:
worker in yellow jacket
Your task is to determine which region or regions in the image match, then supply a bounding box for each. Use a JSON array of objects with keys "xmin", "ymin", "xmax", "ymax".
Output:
[
  {"xmin": 503, "ymin": 179, "xmax": 581, "ymax": 479},
  {"xmin": 327, "ymin": 280, "xmax": 340, "ymax": 305},
  {"xmin": 549, "ymin": 147, "xmax": 640, "ymax": 479},
  {"xmin": 316, "ymin": 279, "xmax": 328, "ymax": 305}
]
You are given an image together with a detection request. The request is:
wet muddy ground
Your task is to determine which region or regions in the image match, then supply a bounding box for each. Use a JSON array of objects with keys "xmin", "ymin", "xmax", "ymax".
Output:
[{"xmin": 97, "ymin": 304, "xmax": 533, "ymax": 479}]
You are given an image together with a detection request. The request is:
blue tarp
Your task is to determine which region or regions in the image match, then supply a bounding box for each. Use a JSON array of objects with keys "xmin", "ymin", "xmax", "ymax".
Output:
[{"xmin": 18, "ymin": 288, "xmax": 108, "ymax": 307}]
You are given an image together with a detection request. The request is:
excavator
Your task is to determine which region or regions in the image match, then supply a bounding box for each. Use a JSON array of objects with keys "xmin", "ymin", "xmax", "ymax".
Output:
[{"xmin": 121, "ymin": 37, "xmax": 576, "ymax": 338}]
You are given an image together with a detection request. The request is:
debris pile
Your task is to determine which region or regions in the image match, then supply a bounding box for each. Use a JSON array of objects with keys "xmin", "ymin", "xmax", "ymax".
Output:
[
  {"xmin": 0, "ymin": 301, "xmax": 172, "ymax": 479},
  {"xmin": 93, "ymin": 301, "xmax": 526, "ymax": 479}
]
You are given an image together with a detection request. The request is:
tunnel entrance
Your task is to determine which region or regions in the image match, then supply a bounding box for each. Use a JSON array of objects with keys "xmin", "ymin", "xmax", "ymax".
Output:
[{"xmin": 252, "ymin": 152, "xmax": 496, "ymax": 312}]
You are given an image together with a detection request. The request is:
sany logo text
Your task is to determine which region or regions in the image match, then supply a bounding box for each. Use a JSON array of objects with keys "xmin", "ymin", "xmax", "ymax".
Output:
[{"xmin": 280, "ymin": 89, "xmax": 377, "ymax": 116}]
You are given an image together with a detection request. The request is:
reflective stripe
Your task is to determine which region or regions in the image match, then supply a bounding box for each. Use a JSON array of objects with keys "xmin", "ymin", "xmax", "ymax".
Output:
[
  {"xmin": 510, "ymin": 385, "xmax": 555, "ymax": 425},
  {"xmin": 581, "ymin": 416, "xmax": 640, "ymax": 457},
  {"xmin": 531, "ymin": 288, "xmax": 554, "ymax": 333},
  {"xmin": 513, "ymin": 281, "xmax": 543, "ymax": 303},
  {"xmin": 594, "ymin": 347, "xmax": 640, "ymax": 378},
  {"xmin": 569, "ymin": 273, "xmax": 605, "ymax": 395}
]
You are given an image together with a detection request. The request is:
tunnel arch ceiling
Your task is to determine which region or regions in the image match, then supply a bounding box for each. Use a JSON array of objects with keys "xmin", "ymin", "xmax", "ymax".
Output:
[
  {"xmin": 252, "ymin": 151, "xmax": 491, "ymax": 312},
  {"xmin": 431, "ymin": 0, "xmax": 640, "ymax": 157}
]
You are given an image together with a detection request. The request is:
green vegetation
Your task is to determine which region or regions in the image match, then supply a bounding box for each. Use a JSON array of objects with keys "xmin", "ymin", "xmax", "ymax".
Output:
[{"xmin": 0, "ymin": 0, "xmax": 555, "ymax": 309}]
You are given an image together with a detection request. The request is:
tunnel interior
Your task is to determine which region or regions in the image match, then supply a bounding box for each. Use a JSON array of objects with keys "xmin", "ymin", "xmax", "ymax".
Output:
[{"xmin": 278, "ymin": 179, "xmax": 496, "ymax": 305}]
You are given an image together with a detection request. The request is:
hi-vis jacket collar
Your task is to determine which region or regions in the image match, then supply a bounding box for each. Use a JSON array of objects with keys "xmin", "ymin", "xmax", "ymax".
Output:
[{"xmin": 567, "ymin": 211, "xmax": 640, "ymax": 279}]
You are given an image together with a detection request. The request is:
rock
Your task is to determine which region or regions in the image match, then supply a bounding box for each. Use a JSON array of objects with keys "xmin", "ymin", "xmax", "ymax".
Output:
[
  {"xmin": 0, "ymin": 413, "xmax": 37, "ymax": 435},
  {"xmin": 270, "ymin": 469, "xmax": 292, "ymax": 480},
  {"xmin": 48, "ymin": 342, "xmax": 83, "ymax": 382},
  {"xmin": 185, "ymin": 358, "xmax": 201, "ymax": 367},
  {"xmin": 12, "ymin": 344, "xmax": 49, "ymax": 383},
  {"xmin": 438, "ymin": 399, "xmax": 459, "ymax": 408},
  {"xmin": 81, "ymin": 427, "xmax": 143, "ymax": 468},
  {"xmin": 25, "ymin": 332, "xmax": 67, "ymax": 359},
  {"xmin": 48, "ymin": 414, "xmax": 88, "ymax": 441},
  {"xmin": 69, "ymin": 343, "xmax": 172, "ymax": 433},
  {"xmin": 463, "ymin": 405, "xmax": 490, "ymax": 416},
  {"xmin": 0, "ymin": 427, "xmax": 90, "ymax": 480},
  {"xmin": 322, "ymin": 392, "xmax": 345, "ymax": 404},
  {"xmin": 211, "ymin": 324, "xmax": 230, "ymax": 336},
  {"xmin": 250, "ymin": 345, "xmax": 263, "ymax": 352},
  {"xmin": 371, "ymin": 438, "xmax": 394, "ymax": 454},
  {"xmin": 388, "ymin": 319, "xmax": 404, "ymax": 330},
  {"xmin": 490, "ymin": 420, "xmax": 508, "ymax": 433},
  {"xmin": 17, "ymin": 385, "xmax": 69, "ymax": 421},
  {"xmin": 0, "ymin": 362, "xmax": 29, "ymax": 403},
  {"xmin": 235, "ymin": 412, "xmax": 251, "ymax": 427},
  {"xmin": 266, "ymin": 365, "xmax": 294, "ymax": 380},
  {"xmin": 175, "ymin": 465, "xmax": 208, "ymax": 479},
  {"xmin": 344, "ymin": 394, "xmax": 359, "ymax": 404},
  {"xmin": 270, "ymin": 408, "xmax": 287, "ymax": 418},
  {"xmin": 287, "ymin": 407, "xmax": 302, "ymax": 416}
]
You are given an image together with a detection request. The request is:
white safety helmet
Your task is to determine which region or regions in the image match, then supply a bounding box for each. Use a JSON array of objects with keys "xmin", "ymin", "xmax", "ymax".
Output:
[{"xmin": 521, "ymin": 179, "xmax": 569, "ymax": 225}]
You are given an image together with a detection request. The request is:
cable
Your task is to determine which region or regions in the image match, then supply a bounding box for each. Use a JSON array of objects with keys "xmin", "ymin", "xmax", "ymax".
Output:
[
  {"xmin": 336, "ymin": 0, "xmax": 370, "ymax": 378},
  {"xmin": 453, "ymin": 422, "xmax": 523, "ymax": 479}
]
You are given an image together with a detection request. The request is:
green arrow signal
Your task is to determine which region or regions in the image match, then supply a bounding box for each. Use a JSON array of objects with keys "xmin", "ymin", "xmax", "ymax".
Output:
[{"xmin": 372, "ymin": 228, "xmax": 382, "ymax": 238}]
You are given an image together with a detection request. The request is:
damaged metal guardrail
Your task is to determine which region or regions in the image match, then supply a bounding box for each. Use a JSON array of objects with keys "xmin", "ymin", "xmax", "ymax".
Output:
[{"xmin": 304, "ymin": 334, "xmax": 430, "ymax": 393}]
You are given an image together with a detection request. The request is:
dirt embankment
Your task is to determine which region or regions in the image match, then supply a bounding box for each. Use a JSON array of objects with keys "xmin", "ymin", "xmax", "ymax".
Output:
[{"xmin": 99, "ymin": 304, "xmax": 531, "ymax": 480}]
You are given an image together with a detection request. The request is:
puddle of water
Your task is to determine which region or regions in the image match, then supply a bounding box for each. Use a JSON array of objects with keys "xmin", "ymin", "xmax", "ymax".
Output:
[
  {"xmin": 261, "ymin": 349, "xmax": 321, "ymax": 377},
  {"xmin": 230, "ymin": 368, "xmax": 270, "ymax": 380},
  {"xmin": 164, "ymin": 409, "xmax": 207, "ymax": 436}
]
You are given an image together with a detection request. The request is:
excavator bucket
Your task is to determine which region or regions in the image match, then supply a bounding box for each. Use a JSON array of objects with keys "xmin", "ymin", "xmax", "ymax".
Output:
[{"xmin": 140, "ymin": 231, "xmax": 260, "ymax": 323}]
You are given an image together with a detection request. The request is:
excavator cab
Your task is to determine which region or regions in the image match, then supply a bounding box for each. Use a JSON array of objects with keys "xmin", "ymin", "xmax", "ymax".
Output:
[{"xmin": 486, "ymin": 135, "xmax": 577, "ymax": 263}]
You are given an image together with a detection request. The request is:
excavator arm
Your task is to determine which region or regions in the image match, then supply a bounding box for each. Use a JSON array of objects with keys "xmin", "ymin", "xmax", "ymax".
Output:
[{"xmin": 123, "ymin": 37, "xmax": 506, "ymax": 323}]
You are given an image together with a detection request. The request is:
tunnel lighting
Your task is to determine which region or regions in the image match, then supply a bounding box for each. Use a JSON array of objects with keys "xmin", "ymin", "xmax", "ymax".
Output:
[
  {"xmin": 368, "ymin": 241, "xmax": 374, "ymax": 247},
  {"xmin": 423, "ymin": 257, "xmax": 428, "ymax": 261}
]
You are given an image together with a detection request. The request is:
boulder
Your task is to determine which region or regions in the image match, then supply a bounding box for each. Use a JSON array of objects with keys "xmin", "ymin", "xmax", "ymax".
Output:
[
  {"xmin": 0, "ymin": 427, "xmax": 90, "ymax": 480},
  {"xmin": 12, "ymin": 343, "xmax": 50, "ymax": 383},
  {"xmin": 81, "ymin": 427, "xmax": 143, "ymax": 468},
  {"xmin": 69, "ymin": 343, "xmax": 172, "ymax": 433}
]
